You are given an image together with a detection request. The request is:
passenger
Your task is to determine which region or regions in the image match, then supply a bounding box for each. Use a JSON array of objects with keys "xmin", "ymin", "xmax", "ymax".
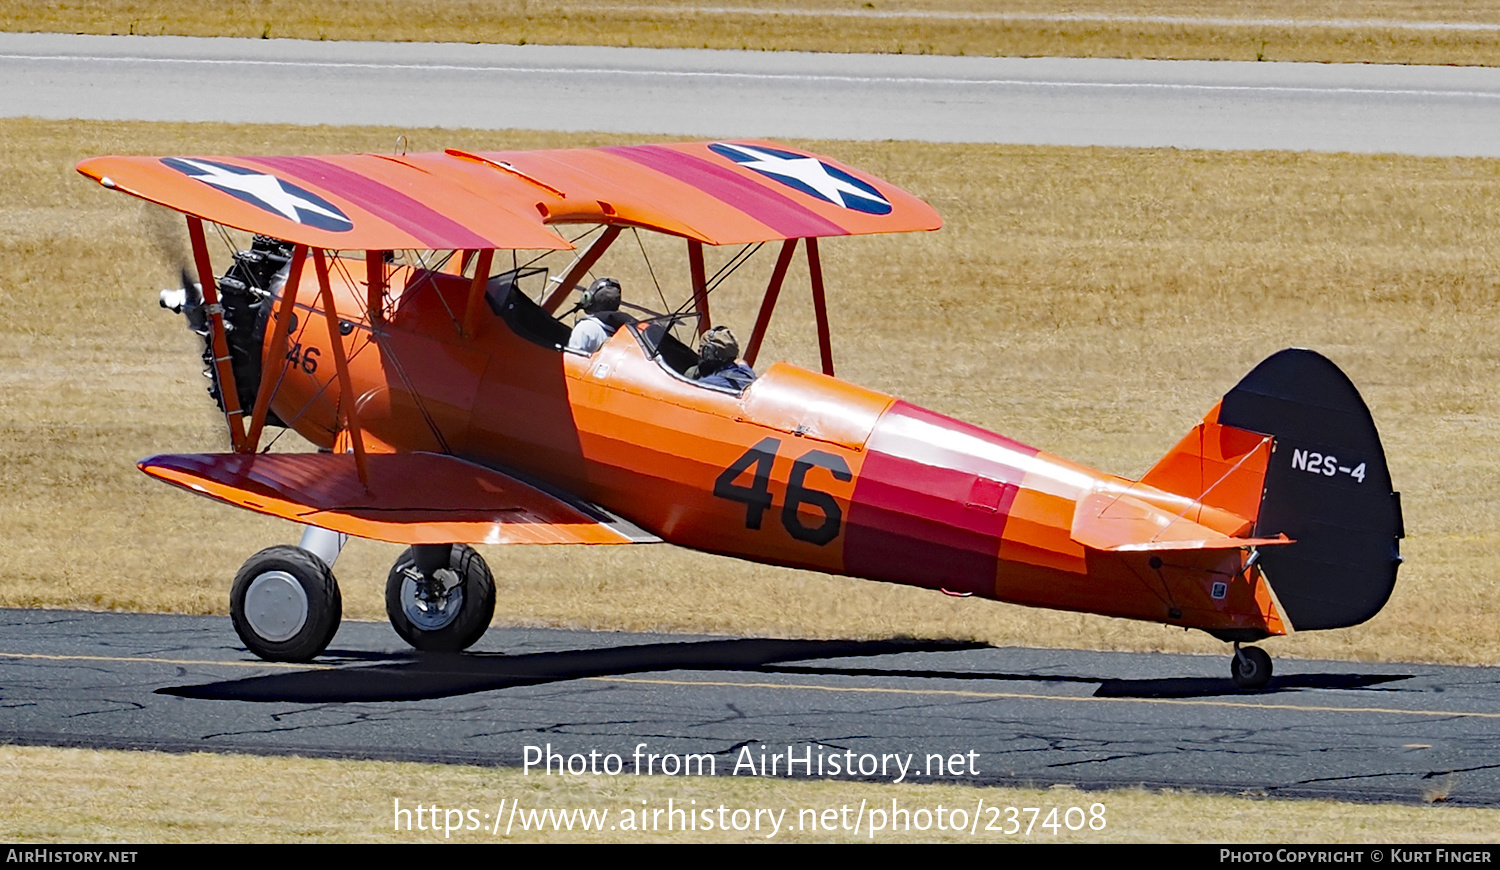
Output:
[
  {"xmin": 687, "ymin": 326, "xmax": 756, "ymax": 390},
  {"xmin": 566, "ymin": 277, "xmax": 628, "ymax": 353}
]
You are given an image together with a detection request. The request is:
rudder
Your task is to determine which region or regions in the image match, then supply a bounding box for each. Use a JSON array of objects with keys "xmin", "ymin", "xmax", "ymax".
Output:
[{"xmin": 1218, "ymin": 349, "xmax": 1404, "ymax": 631}]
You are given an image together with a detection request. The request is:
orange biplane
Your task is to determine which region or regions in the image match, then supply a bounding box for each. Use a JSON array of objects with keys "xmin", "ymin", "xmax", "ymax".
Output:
[{"xmin": 78, "ymin": 141, "xmax": 1402, "ymax": 690}]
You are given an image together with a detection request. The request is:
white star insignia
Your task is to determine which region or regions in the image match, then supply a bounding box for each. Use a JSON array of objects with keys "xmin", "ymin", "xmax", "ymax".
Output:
[
  {"xmin": 175, "ymin": 158, "xmax": 350, "ymax": 228},
  {"xmin": 715, "ymin": 144, "xmax": 888, "ymax": 211}
]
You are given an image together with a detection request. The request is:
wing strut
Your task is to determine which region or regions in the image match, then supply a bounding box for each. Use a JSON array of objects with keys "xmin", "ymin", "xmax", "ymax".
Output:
[
  {"xmin": 807, "ymin": 237, "xmax": 835, "ymax": 376},
  {"xmin": 366, "ymin": 251, "xmax": 386, "ymax": 324},
  {"xmin": 312, "ymin": 248, "xmax": 370, "ymax": 488},
  {"xmin": 187, "ymin": 216, "xmax": 249, "ymax": 452},
  {"xmin": 744, "ymin": 239, "xmax": 798, "ymax": 366},
  {"xmin": 462, "ymin": 248, "xmax": 496, "ymax": 338},
  {"xmin": 688, "ymin": 240, "xmax": 711, "ymax": 335},
  {"xmin": 245, "ymin": 243, "xmax": 308, "ymax": 452}
]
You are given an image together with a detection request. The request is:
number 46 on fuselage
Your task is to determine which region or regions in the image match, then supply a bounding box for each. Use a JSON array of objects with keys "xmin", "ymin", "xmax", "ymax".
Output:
[{"xmin": 77, "ymin": 140, "xmax": 1403, "ymax": 691}]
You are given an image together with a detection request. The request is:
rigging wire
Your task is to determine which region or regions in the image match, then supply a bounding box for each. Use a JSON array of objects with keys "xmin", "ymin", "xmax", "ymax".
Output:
[
  {"xmin": 707, "ymin": 242, "xmax": 762, "ymax": 292},
  {"xmin": 211, "ymin": 223, "xmax": 236, "ymax": 262},
  {"xmin": 632, "ymin": 241, "xmax": 767, "ymax": 358},
  {"xmin": 664, "ymin": 241, "xmax": 766, "ymax": 326},
  {"xmin": 517, "ymin": 226, "xmax": 603, "ymax": 274},
  {"xmin": 631, "ymin": 227, "xmax": 671, "ymax": 314}
]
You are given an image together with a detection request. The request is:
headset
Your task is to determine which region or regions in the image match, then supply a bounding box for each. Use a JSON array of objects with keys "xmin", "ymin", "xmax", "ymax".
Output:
[{"xmin": 578, "ymin": 277, "xmax": 621, "ymax": 313}]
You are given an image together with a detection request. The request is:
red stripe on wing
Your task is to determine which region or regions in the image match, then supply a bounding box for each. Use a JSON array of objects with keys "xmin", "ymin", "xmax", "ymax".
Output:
[
  {"xmin": 603, "ymin": 144, "xmax": 848, "ymax": 240},
  {"xmin": 249, "ymin": 156, "xmax": 497, "ymax": 250}
]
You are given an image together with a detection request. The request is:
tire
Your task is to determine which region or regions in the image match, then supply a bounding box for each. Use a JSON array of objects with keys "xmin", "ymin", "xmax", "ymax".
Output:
[
  {"xmin": 385, "ymin": 544, "xmax": 495, "ymax": 652},
  {"xmin": 1230, "ymin": 646, "xmax": 1273, "ymax": 691},
  {"xmin": 230, "ymin": 545, "xmax": 342, "ymax": 662}
]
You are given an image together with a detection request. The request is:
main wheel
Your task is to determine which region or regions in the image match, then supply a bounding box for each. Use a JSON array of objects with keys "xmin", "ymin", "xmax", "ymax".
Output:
[
  {"xmin": 1230, "ymin": 646, "xmax": 1273, "ymax": 690},
  {"xmin": 230, "ymin": 545, "xmax": 343, "ymax": 662},
  {"xmin": 385, "ymin": 544, "xmax": 495, "ymax": 652}
]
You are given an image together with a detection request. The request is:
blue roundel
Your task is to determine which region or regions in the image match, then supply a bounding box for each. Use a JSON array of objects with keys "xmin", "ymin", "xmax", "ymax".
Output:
[
  {"xmin": 710, "ymin": 143, "xmax": 892, "ymax": 215},
  {"xmin": 162, "ymin": 157, "xmax": 353, "ymax": 232}
]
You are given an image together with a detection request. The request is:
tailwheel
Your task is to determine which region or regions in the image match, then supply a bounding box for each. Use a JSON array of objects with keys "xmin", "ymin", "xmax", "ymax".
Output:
[
  {"xmin": 386, "ymin": 544, "xmax": 495, "ymax": 653},
  {"xmin": 1230, "ymin": 645, "xmax": 1273, "ymax": 691},
  {"xmin": 230, "ymin": 545, "xmax": 343, "ymax": 662}
]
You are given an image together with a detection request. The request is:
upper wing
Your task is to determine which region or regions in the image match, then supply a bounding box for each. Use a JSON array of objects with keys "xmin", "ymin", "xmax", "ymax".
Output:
[
  {"xmin": 77, "ymin": 141, "xmax": 941, "ymax": 249},
  {"xmin": 462, "ymin": 141, "xmax": 942, "ymax": 243},
  {"xmin": 140, "ymin": 452, "xmax": 659, "ymax": 546},
  {"xmin": 76, "ymin": 153, "xmax": 573, "ymax": 252}
]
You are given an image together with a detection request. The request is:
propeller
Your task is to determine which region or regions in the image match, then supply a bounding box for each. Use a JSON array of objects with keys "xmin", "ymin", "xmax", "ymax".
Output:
[
  {"xmin": 159, "ymin": 267, "xmax": 208, "ymax": 335},
  {"xmin": 142, "ymin": 204, "xmax": 209, "ymax": 334}
]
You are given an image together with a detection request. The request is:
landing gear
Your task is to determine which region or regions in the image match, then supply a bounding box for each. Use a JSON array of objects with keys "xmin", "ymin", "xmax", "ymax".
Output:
[
  {"xmin": 1230, "ymin": 644, "xmax": 1273, "ymax": 690},
  {"xmin": 385, "ymin": 544, "xmax": 495, "ymax": 652},
  {"xmin": 230, "ymin": 545, "xmax": 343, "ymax": 662}
]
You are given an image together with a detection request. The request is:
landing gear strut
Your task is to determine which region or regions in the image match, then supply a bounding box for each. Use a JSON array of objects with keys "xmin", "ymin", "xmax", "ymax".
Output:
[
  {"xmin": 385, "ymin": 544, "xmax": 496, "ymax": 652},
  {"xmin": 1230, "ymin": 644, "xmax": 1273, "ymax": 691}
]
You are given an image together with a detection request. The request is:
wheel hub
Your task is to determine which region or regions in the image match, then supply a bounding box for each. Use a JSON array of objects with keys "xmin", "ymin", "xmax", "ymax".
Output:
[
  {"xmin": 401, "ymin": 569, "xmax": 464, "ymax": 631},
  {"xmin": 243, "ymin": 570, "xmax": 309, "ymax": 642}
]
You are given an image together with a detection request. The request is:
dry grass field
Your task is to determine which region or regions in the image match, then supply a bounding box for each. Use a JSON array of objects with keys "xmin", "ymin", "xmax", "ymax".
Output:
[
  {"xmin": 3, "ymin": 118, "xmax": 1499, "ymax": 670},
  {"xmin": 2, "ymin": 0, "xmax": 1499, "ymax": 66},
  {"xmin": 4, "ymin": 745, "xmax": 1498, "ymax": 843}
]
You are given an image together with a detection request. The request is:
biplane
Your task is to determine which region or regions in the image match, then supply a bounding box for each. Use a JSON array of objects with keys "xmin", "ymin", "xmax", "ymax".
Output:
[{"xmin": 77, "ymin": 141, "xmax": 1402, "ymax": 690}]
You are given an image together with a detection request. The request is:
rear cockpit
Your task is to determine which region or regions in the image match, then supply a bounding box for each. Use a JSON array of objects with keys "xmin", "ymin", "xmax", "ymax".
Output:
[{"xmin": 448, "ymin": 228, "xmax": 776, "ymax": 395}]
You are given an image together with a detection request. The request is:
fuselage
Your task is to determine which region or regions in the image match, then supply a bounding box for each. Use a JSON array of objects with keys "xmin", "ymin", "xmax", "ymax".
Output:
[{"xmin": 268, "ymin": 263, "xmax": 1284, "ymax": 637}]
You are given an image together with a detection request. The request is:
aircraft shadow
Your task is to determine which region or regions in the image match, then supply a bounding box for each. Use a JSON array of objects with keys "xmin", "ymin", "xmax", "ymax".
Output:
[
  {"xmin": 158, "ymin": 637, "xmax": 1413, "ymax": 703},
  {"xmin": 1089, "ymin": 672, "xmax": 1411, "ymax": 698},
  {"xmin": 764, "ymin": 665, "xmax": 1412, "ymax": 698},
  {"xmin": 157, "ymin": 637, "xmax": 989, "ymax": 703}
]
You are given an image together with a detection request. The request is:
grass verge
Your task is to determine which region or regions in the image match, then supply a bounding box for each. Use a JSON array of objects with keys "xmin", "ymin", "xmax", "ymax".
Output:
[
  {"xmin": 1, "ymin": 0, "xmax": 1498, "ymax": 66},
  {"xmin": 3, "ymin": 745, "xmax": 1498, "ymax": 842}
]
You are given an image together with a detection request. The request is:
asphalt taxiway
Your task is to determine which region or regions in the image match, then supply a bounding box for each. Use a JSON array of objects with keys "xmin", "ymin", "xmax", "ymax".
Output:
[{"xmin": 4, "ymin": 608, "xmax": 1498, "ymax": 805}]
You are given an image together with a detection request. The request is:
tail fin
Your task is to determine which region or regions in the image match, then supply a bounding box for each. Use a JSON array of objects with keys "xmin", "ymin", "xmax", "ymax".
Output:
[
  {"xmin": 1140, "ymin": 400, "xmax": 1275, "ymax": 528},
  {"xmin": 1200, "ymin": 349, "xmax": 1404, "ymax": 630}
]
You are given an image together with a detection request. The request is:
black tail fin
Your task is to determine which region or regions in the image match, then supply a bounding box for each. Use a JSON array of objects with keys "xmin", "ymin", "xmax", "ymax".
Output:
[{"xmin": 1219, "ymin": 349, "xmax": 1403, "ymax": 631}]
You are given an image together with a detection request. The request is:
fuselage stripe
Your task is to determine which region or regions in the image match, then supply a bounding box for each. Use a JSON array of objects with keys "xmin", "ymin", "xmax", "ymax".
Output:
[{"xmin": 843, "ymin": 402, "xmax": 1039, "ymax": 596}]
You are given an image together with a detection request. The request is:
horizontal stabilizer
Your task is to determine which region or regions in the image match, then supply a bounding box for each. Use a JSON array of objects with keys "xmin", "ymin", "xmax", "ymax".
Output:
[
  {"xmin": 1071, "ymin": 491, "xmax": 1291, "ymax": 552},
  {"xmin": 140, "ymin": 452, "xmax": 660, "ymax": 546}
]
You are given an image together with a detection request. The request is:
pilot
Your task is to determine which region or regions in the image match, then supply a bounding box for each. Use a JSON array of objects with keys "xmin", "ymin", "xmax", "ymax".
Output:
[
  {"xmin": 687, "ymin": 326, "xmax": 756, "ymax": 390},
  {"xmin": 567, "ymin": 277, "xmax": 628, "ymax": 354}
]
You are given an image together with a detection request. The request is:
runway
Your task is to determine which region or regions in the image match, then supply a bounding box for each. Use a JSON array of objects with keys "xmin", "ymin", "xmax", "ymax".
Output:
[
  {"xmin": 4, "ymin": 609, "xmax": 1499, "ymax": 805},
  {"xmin": 5, "ymin": 33, "xmax": 1500, "ymax": 155}
]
